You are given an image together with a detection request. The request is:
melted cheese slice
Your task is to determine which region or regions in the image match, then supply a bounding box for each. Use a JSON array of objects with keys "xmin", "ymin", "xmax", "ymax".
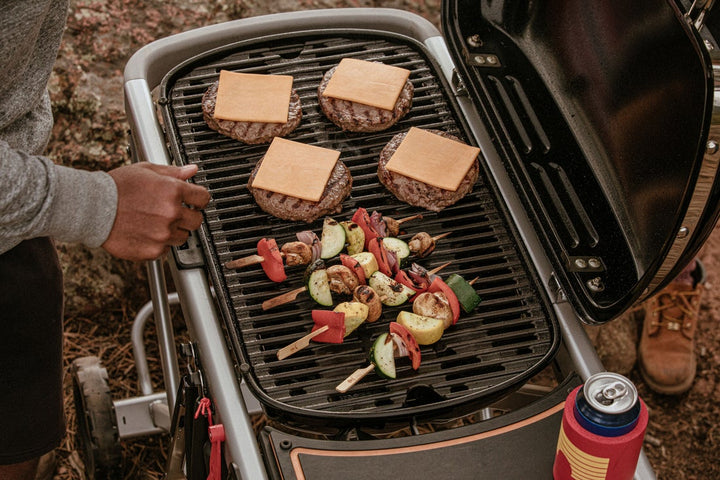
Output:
[
  {"xmin": 213, "ymin": 70, "xmax": 293, "ymax": 124},
  {"xmin": 385, "ymin": 128, "xmax": 481, "ymax": 192},
  {"xmin": 251, "ymin": 138, "xmax": 341, "ymax": 202},
  {"xmin": 321, "ymin": 58, "xmax": 411, "ymax": 111}
]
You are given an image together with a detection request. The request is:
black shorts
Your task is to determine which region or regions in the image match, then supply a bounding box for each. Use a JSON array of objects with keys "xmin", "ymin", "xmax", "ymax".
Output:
[{"xmin": 0, "ymin": 237, "xmax": 65, "ymax": 464}]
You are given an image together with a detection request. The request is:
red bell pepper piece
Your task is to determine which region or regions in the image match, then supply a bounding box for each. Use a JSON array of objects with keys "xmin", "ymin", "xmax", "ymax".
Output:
[
  {"xmin": 351, "ymin": 207, "xmax": 380, "ymax": 250},
  {"xmin": 340, "ymin": 254, "xmax": 366, "ymax": 285},
  {"xmin": 257, "ymin": 238, "xmax": 286, "ymax": 283},
  {"xmin": 428, "ymin": 277, "xmax": 460, "ymax": 325},
  {"xmin": 311, "ymin": 310, "xmax": 345, "ymax": 343},
  {"xmin": 394, "ymin": 270, "xmax": 428, "ymax": 301},
  {"xmin": 367, "ymin": 237, "xmax": 392, "ymax": 276},
  {"xmin": 389, "ymin": 322, "xmax": 421, "ymax": 370}
]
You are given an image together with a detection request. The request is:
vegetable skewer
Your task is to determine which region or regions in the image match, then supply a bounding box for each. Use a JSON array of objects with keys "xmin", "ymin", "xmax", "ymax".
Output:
[
  {"xmin": 225, "ymin": 211, "xmax": 422, "ymax": 272},
  {"xmin": 336, "ymin": 322, "xmax": 421, "ymax": 393},
  {"xmin": 262, "ymin": 261, "xmax": 450, "ymax": 311}
]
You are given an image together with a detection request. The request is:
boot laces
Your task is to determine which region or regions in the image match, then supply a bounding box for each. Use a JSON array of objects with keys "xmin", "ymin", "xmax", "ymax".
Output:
[{"xmin": 650, "ymin": 287, "xmax": 701, "ymax": 331}]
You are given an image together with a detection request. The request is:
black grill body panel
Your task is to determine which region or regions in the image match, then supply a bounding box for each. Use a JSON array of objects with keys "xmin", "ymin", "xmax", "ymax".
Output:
[{"xmin": 159, "ymin": 30, "xmax": 559, "ymax": 425}]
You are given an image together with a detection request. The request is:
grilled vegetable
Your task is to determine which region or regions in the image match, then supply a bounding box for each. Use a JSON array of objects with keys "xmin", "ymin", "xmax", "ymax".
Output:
[
  {"xmin": 257, "ymin": 238, "xmax": 287, "ymax": 282},
  {"xmin": 326, "ymin": 265, "xmax": 360, "ymax": 295},
  {"xmin": 333, "ymin": 301, "xmax": 369, "ymax": 336},
  {"xmin": 305, "ymin": 260, "xmax": 332, "ymax": 307},
  {"xmin": 367, "ymin": 237, "xmax": 393, "ymax": 276},
  {"xmin": 310, "ymin": 310, "xmax": 345, "ymax": 343},
  {"xmin": 370, "ymin": 332, "xmax": 396, "ymax": 379},
  {"xmin": 320, "ymin": 217, "xmax": 346, "ymax": 259},
  {"xmin": 446, "ymin": 274, "xmax": 481, "ymax": 313},
  {"xmin": 383, "ymin": 216, "xmax": 401, "ymax": 237},
  {"xmin": 369, "ymin": 271, "xmax": 415, "ymax": 306},
  {"xmin": 389, "ymin": 322, "xmax": 421, "ymax": 370},
  {"xmin": 350, "ymin": 251, "xmax": 379, "ymax": 279},
  {"xmin": 351, "ymin": 207, "xmax": 381, "ymax": 249},
  {"xmin": 352, "ymin": 285, "xmax": 383, "ymax": 322},
  {"xmin": 382, "ymin": 237, "xmax": 411, "ymax": 267},
  {"xmin": 340, "ymin": 254, "xmax": 366, "ymax": 285},
  {"xmin": 396, "ymin": 311, "xmax": 445, "ymax": 345},
  {"xmin": 412, "ymin": 291, "xmax": 453, "ymax": 330},
  {"xmin": 408, "ymin": 232, "xmax": 437, "ymax": 258},
  {"xmin": 281, "ymin": 241, "xmax": 313, "ymax": 266},
  {"xmin": 427, "ymin": 277, "xmax": 460, "ymax": 325},
  {"xmin": 340, "ymin": 220, "xmax": 365, "ymax": 256}
]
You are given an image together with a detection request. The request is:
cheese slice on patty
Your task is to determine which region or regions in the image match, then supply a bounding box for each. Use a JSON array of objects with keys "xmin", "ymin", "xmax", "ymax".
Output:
[
  {"xmin": 251, "ymin": 138, "xmax": 341, "ymax": 203},
  {"xmin": 213, "ymin": 70, "xmax": 293, "ymax": 124},
  {"xmin": 385, "ymin": 128, "xmax": 481, "ymax": 192},
  {"xmin": 322, "ymin": 58, "xmax": 411, "ymax": 111}
]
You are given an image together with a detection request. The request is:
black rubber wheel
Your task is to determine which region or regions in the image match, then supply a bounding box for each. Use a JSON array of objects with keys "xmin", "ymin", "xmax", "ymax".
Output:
[{"xmin": 71, "ymin": 356, "xmax": 123, "ymax": 480}]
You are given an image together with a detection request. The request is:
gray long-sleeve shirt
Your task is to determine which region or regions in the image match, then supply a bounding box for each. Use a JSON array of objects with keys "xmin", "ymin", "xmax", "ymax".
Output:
[{"xmin": 0, "ymin": 0, "xmax": 117, "ymax": 254}]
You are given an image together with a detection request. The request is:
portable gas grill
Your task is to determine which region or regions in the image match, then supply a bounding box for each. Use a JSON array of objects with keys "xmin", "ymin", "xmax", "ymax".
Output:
[{"xmin": 71, "ymin": 1, "xmax": 720, "ymax": 479}]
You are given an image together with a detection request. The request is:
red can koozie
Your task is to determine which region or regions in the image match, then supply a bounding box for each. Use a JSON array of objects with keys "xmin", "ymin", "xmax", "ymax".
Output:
[{"xmin": 554, "ymin": 374, "xmax": 648, "ymax": 480}]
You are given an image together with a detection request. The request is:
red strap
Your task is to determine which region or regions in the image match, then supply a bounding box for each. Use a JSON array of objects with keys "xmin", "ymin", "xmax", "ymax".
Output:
[
  {"xmin": 207, "ymin": 424, "xmax": 225, "ymax": 480},
  {"xmin": 194, "ymin": 397, "xmax": 213, "ymax": 426}
]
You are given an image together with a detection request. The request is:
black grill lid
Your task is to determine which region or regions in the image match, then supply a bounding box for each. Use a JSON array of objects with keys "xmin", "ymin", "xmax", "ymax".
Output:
[
  {"xmin": 159, "ymin": 30, "xmax": 559, "ymax": 425},
  {"xmin": 442, "ymin": 0, "xmax": 720, "ymax": 323}
]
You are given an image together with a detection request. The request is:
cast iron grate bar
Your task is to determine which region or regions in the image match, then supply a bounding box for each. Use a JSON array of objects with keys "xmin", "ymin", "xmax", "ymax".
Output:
[{"xmin": 160, "ymin": 32, "xmax": 557, "ymax": 422}]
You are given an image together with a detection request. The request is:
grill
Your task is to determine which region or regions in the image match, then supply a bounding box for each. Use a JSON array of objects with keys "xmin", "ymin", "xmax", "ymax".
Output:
[
  {"xmin": 113, "ymin": 6, "xmax": 702, "ymax": 479},
  {"xmin": 158, "ymin": 30, "xmax": 559, "ymax": 425}
]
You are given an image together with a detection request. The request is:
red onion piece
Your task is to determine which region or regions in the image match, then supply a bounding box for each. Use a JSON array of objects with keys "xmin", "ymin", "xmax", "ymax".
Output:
[{"xmin": 297, "ymin": 230, "xmax": 322, "ymax": 262}]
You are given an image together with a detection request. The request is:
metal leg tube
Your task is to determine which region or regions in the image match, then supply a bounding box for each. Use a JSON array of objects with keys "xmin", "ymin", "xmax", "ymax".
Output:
[
  {"xmin": 131, "ymin": 292, "xmax": 180, "ymax": 397},
  {"xmin": 146, "ymin": 258, "xmax": 180, "ymax": 412}
]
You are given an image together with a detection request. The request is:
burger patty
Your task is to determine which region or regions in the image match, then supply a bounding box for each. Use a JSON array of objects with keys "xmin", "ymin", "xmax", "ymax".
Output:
[
  {"xmin": 202, "ymin": 81, "xmax": 303, "ymax": 144},
  {"xmin": 317, "ymin": 64, "xmax": 413, "ymax": 132},
  {"xmin": 247, "ymin": 158, "xmax": 353, "ymax": 223},
  {"xmin": 378, "ymin": 129, "xmax": 479, "ymax": 212}
]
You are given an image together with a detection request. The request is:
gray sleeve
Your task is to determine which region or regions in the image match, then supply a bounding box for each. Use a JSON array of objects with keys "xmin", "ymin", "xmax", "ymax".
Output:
[{"xmin": 0, "ymin": 141, "xmax": 117, "ymax": 254}]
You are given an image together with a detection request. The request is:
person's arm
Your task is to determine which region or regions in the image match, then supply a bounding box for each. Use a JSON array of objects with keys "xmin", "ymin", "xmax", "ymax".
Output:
[
  {"xmin": 0, "ymin": 141, "xmax": 116, "ymax": 254},
  {"xmin": 1, "ymin": 141, "xmax": 210, "ymax": 261}
]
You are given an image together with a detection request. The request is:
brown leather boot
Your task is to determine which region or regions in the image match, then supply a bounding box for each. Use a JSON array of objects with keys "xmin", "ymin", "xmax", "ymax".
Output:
[{"xmin": 637, "ymin": 279, "xmax": 703, "ymax": 395}]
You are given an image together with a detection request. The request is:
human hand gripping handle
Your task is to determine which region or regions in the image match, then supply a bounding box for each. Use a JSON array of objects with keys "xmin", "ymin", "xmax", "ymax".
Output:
[{"xmin": 102, "ymin": 163, "xmax": 211, "ymax": 261}]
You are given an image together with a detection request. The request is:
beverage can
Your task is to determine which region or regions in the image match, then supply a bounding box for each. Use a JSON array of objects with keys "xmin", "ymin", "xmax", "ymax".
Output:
[{"xmin": 553, "ymin": 372, "xmax": 648, "ymax": 480}]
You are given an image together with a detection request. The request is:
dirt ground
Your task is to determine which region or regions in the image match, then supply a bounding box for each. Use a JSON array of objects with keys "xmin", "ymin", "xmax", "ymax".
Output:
[{"xmin": 48, "ymin": 1, "xmax": 718, "ymax": 479}]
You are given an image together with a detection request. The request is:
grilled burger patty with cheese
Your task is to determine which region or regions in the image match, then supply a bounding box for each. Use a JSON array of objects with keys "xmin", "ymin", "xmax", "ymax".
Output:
[
  {"xmin": 247, "ymin": 157, "xmax": 352, "ymax": 223},
  {"xmin": 378, "ymin": 129, "xmax": 479, "ymax": 212},
  {"xmin": 202, "ymin": 81, "xmax": 303, "ymax": 144},
  {"xmin": 318, "ymin": 64, "xmax": 413, "ymax": 132}
]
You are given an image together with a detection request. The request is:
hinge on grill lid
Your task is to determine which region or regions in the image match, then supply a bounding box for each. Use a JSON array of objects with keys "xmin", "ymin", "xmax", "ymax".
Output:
[
  {"xmin": 685, "ymin": 0, "xmax": 716, "ymax": 30},
  {"xmin": 451, "ymin": 69, "xmax": 469, "ymax": 97},
  {"xmin": 547, "ymin": 272, "xmax": 569, "ymax": 304}
]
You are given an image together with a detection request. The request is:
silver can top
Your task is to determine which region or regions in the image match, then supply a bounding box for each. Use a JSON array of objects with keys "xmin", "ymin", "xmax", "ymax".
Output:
[{"xmin": 583, "ymin": 372, "xmax": 638, "ymax": 415}]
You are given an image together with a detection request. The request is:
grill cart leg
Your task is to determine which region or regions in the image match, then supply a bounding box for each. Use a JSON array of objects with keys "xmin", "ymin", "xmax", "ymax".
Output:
[{"xmin": 71, "ymin": 356, "xmax": 123, "ymax": 480}]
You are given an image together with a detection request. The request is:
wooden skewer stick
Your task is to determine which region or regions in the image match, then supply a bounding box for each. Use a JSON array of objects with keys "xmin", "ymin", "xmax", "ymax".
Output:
[
  {"xmin": 225, "ymin": 254, "xmax": 268, "ymax": 269},
  {"xmin": 336, "ymin": 364, "xmax": 375, "ymax": 393},
  {"xmin": 468, "ymin": 276, "xmax": 480, "ymax": 286},
  {"xmin": 428, "ymin": 261, "xmax": 452, "ymax": 276},
  {"xmin": 262, "ymin": 286, "xmax": 306, "ymax": 311},
  {"xmin": 395, "ymin": 213, "xmax": 423, "ymax": 225},
  {"xmin": 432, "ymin": 232, "xmax": 452, "ymax": 242},
  {"xmin": 277, "ymin": 325, "xmax": 329, "ymax": 360}
]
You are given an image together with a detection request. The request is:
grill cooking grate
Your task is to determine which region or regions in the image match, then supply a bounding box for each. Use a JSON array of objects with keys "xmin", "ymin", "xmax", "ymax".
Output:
[{"xmin": 159, "ymin": 31, "xmax": 558, "ymax": 424}]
